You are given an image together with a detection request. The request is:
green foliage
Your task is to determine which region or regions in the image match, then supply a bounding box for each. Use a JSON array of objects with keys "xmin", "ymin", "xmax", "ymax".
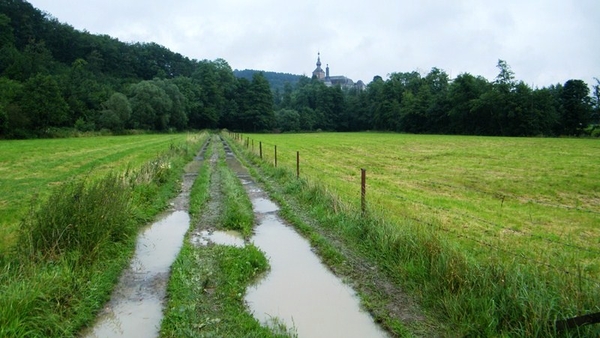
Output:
[
  {"xmin": 97, "ymin": 92, "xmax": 130, "ymax": 132},
  {"xmin": 0, "ymin": 133, "xmax": 205, "ymax": 337},
  {"xmin": 19, "ymin": 74, "xmax": 69, "ymax": 133},
  {"xmin": 560, "ymin": 79, "xmax": 592, "ymax": 135},
  {"xmin": 128, "ymin": 80, "xmax": 172, "ymax": 130},
  {"xmin": 0, "ymin": 0, "xmax": 597, "ymax": 138},
  {"xmin": 219, "ymin": 156, "xmax": 254, "ymax": 237},
  {"xmin": 234, "ymin": 69, "xmax": 301, "ymax": 92},
  {"xmin": 17, "ymin": 174, "xmax": 134, "ymax": 262},
  {"xmin": 275, "ymin": 109, "xmax": 301, "ymax": 132},
  {"xmin": 0, "ymin": 13, "xmax": 14, "ymax": 47}
]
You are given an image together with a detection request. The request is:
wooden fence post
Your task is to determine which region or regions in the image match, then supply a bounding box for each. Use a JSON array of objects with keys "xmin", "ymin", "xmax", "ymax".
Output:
[
  {"xmin": 259, "ymin": 142, "xmax": 262, "ymax": 159},
  {"xmin": 274, "ymin": 145, "xmax": 277, "ymax": 167}
]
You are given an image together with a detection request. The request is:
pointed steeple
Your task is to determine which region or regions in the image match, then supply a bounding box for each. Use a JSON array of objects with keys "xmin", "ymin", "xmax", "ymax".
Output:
[{"xmin": 312, "ymin": 52, "xmax": 325, "ymax": 80}]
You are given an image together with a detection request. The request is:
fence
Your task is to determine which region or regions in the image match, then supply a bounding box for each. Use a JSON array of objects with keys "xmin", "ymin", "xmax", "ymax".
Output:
[{"xmin": 227, "ymin": 131, "xmax": 600, "ymax": 331}]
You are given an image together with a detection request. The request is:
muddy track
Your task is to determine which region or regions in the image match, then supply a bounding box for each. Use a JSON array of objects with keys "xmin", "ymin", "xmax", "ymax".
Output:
[
  {"xmin": 83, "ymin": 137, "xmax": 211, "ymax": 338},
  {"xmin": 223, "ymin": 137, "xmax": 442, "ymax": 337},
  {"xmin": 190, "ymin": 136, "xmax": 226, "ymax": 243}
]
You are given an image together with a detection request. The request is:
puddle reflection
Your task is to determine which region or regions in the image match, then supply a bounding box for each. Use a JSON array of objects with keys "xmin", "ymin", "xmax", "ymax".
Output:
[
  {"xmin": 83, "ymin": 211, "xmax": 189, "ymax": 338},
  {"xmin": 192, "ymin": 229, "xmax": 245, "ymax": 247},
  {"xmin": 246, "ymin": 214, "xmax": 387, "ymax": 338}
]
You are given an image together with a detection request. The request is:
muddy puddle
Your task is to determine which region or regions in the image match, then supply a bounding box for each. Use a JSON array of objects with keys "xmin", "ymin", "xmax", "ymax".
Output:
[
  {"xmin": 224, "ymin": 143, "xmax": 387, "ymax": 338},
  {"xmin": 192, "ymin": 229, "xmax": 245, "ymax": 247},
  {"xmin": 83, "ymin": 211, "xmax": 189, "ymax": 338},
  {"xmin": 82, "ymin": 143, "xmax": 205, "ymax": 337}
]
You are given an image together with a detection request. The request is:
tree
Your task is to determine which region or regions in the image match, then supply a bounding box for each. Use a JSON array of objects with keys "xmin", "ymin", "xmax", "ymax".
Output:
[
  {"xmin": 193, "ymin": 60, "xmax": 225, "ymax": 128},
  {"xmin": 19, "ymin": 74, "xmax": 69, "ymax": 133},
  {"xmin": 448, "ymin": 73, "xmax": 482, "ymax": 134},
  {"xmin": 559, "ymin": 79, "xmax": 592, "ymax": 135},
  {"xmin": 128, "ymin": 81, "xmax": 172, "ymax": 130},
  {"xmin": 275, "ymin": 109, "xmax": 301, "ymax": 132},
  {"xmin": 0, "ymin": 77, "xmax": 25, "ymax": 137},
  {"xmin": 97, "ymin": 92, "xmax": 130, "ymax": 132},
  {"xmin": 494, "ymin": 59, "xmax": 516, "ymax": 93},
  {"xmin": 241, "ymin": 72, "xmax": 274, "ymax": 131},
  {"xmin": 0, "ymin": 14, "xmax": 15, "ymax": 47},
  {"xmin": 153, "ymin": 79, "xmax": 188, "ymax": 130},
  {"xmin": 172, "ymin": 76, "xmax": 204, "ymax": 129},
  {"xmin": 591, "ymin": 78, "xmax": 600, "ymax": 126}
]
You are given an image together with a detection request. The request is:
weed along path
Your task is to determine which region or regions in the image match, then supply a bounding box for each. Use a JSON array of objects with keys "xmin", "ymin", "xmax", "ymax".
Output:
[
  {"xmin": 224, "ymin": 140, "xmax": 388, "ymax": 337},
  {"xmin": 82, "ymin": 142, "xmax": 207, "ymax": 337}
]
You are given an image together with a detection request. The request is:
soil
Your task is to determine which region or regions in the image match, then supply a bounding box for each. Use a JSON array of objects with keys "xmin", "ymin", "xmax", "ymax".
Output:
[{"xmin": 190, "ymin": 136, "xmax": 226, "ymax": 245}]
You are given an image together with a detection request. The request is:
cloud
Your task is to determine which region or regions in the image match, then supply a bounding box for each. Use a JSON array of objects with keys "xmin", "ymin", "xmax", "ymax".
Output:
[{"xmin": 27, "ymin": 0, "xmax": 600, "ymax": 87}]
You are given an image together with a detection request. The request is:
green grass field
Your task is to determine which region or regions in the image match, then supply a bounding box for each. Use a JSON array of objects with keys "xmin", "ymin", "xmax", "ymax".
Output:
[
  {"xmin": 240, "ymin": 132, "xmax": 600, "ymax": 281},
  {"xmin": 0, "ymin": 133, "xmax": 199, "ymax": 251}
]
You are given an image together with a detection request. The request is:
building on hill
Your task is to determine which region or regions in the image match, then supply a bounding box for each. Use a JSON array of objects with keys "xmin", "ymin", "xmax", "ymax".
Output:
[{"xmin": 311, "ymin": 53, "xmax": 365, "ymax": 90}]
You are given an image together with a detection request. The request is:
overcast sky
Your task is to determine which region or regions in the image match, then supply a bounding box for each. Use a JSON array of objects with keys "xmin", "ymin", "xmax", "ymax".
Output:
[{"xmin": 28, "ymin": 0, "xmax": 600, "ymax": 88}]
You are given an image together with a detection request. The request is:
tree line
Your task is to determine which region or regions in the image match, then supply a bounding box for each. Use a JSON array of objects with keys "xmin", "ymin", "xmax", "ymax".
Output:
[
  {"xmin": 1, "ymin": 0, "xmax": 598, "ymax": 139},
  {"xmin": 274, "ymin": 63, "xmax": 600, "ymax": 137},
  {"xmin": 0, "ymin": 0, "xmax": 274, "ymax": 138}
]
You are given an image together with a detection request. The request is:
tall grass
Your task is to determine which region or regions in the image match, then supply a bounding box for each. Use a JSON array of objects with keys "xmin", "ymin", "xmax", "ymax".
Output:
[
  {"xmin": 0, "ymin": 133, "xmax": 200, "ymax": 253},
  {"xmin": 0, "ymin": 133, "xmax": 206, "ymax": 337},
  {"xmin": 17, "ymin": 174, "xmax": 133, "ymax": 262},
  {"xmin": 227, "ymin": 133, "xmax": 600, "ymax": 337}
]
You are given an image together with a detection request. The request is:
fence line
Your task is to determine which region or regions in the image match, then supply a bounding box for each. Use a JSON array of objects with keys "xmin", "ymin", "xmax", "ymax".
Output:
[
  {"xmin": 228, "ymin": 132, "xmax": 600, "ymax": 331},
  {"xmin": 228, "ymin": 133, "xmax": 599, "ymax": 284}
]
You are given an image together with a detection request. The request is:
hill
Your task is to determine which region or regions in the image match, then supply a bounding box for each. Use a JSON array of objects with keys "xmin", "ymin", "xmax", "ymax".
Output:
[{"xmin": 233, "ymin": 69, "xmax": 301, "ymax": 92}]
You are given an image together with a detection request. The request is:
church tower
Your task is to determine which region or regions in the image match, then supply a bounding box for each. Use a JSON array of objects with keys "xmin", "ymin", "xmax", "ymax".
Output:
[{"xmin": 312, "ymin": 52, "xmax": 325, "ymax": 80}]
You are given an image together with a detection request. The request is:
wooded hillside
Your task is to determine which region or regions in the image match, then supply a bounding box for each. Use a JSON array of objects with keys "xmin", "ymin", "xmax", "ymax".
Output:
[{"xmin": 1, "ymin": 0, "xmax": 598, "ymax": 138}]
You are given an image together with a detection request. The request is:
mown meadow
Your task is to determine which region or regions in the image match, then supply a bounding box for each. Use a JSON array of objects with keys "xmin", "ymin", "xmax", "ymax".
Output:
[
  {"xmin": 232, "ymin": 132, "xmax": 600, "ymax": 336},
  {"xmin": 0, "ymin": 134, "xmax": 199, "ymax": 252},
  {"xmin": 0, "ymin": 133, "xmax": 207, "ymax": 337}
]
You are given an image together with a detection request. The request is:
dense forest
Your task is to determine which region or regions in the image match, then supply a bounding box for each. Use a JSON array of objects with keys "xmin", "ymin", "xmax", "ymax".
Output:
[{"xmin": 1, "ymin": 0, "xmax": 598, "ymax": 139}]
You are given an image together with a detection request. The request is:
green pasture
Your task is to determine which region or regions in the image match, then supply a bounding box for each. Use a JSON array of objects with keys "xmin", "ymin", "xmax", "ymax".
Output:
[
  {"xmin": 0, "ymin": 134, "xmax": 198, "ymax": 251},
  {"xmin": 240, "ymin": 133, "xmax": 600, "ymax": 280}
]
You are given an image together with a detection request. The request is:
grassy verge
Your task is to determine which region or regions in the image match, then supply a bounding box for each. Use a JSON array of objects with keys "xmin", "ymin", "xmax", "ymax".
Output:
[
  {"xmin": 239, "ymin": 133, "xmax": 600, "ymax": 278},
  {"xmin": 226, "ymin": 133, "xmax": 600, "ymax": 337},
  {"xmin": 0, "ymin": 133, "xmax": 207, "ymax": 337},
  {"xmin": 0, "ymin": 133, "xmax": 200, "ymax": 253},
  {"xmin": 161, "ymin": 135, "xmax": 294, "ymax": 337}
]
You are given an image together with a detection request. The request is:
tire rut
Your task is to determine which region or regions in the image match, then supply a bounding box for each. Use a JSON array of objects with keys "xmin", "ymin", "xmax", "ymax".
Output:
[{"xmin": 190, "ymin": 135, "xmax": 227, "ymax": 244}]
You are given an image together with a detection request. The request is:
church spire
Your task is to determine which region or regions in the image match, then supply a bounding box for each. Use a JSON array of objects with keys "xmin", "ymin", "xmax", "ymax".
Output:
[{"xmin": 312, "ymin": 52, "xmax": 326, "ymax": 80}]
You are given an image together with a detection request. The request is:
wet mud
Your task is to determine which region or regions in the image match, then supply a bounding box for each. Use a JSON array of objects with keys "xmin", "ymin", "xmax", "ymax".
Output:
[
  {"xmin": 82, "ymin": 141, "xmax": 207, "ymax": 338},
  {"xmin": 223, "ymin": 140, "xmax": 388, "ymax": 337},
  {"xmin": 83, "ymin": 136, "xmax": 390, "ymax": 337}
]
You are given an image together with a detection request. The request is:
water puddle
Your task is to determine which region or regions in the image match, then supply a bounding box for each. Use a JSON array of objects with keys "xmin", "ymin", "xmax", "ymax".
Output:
[
  {"xmin": 245, "ymin": 214, "xmax": 387, "ymax": 338},
  {"xmin": 83, "ymin": 211, "xmax": 190, "ymax": 338},
  {"xmin": 82, "ymin": 145, "xmax": 205, "ymax": 337},
  {"xmin": 224, "ymin": 146, "xmax": 387, "ymax": 337},
  {"xmin": 191, "ymin": 229, "xmax": 245, "ymax": 247},
  {"xmin": 252, "ymin": 197, "xmax": 279, "ymax": 214}
]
